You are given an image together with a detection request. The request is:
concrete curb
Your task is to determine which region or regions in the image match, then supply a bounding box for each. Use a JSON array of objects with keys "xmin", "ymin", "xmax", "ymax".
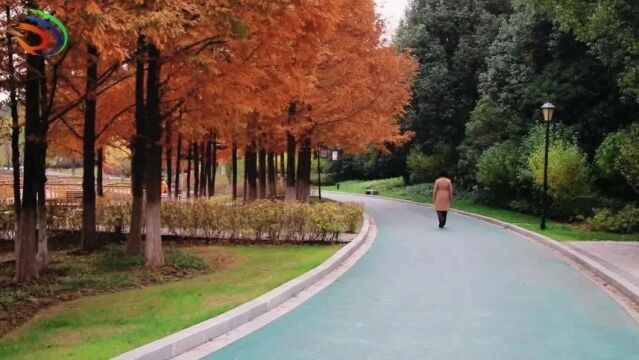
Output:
[
  {"xmin": 327, "ymin": 191, "xmax": 639, "ymax": 310},
  {"xmin": 113, "ymin": 213, "xmax": 374, "ymax": 360},
  {"xmin": 452, "ymin": 208, "xmax": 639, "ymax": 308}
]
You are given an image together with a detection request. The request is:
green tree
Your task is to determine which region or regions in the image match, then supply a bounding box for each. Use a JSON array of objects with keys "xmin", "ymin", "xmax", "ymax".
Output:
[
  {"xmin": 329, "ymin": 145, "xmax": 410, "ymax": 183},
  {"xmin": 594, "ymin": 124, "xmax": 639, "ymax": 195},
  {"xmin": 532, "ymin": 0, "xmax": 639, "ymax": 101},
  {"xmin": 528, "ymin": 140, "xmax": 592, "ymax": 215},
  {"xmin": 616, "ymin": 125, "xmax": 639, "ymax": 193},
  {"xmin": 458, "ymin": 96, "xmax": 509, "ymax": 184},
  {"xmin": 476, "ymin": 141, "xmax": 520, "ymax": 203},
  {"xmin": 480, "ymin": 0, "xmax": 638, "ymax": 157},
  {"xmin": 397, "ymin": 0, "xmax": 512, "ymax": 174},
  {"xmin": 595, "ymin": 130, "xmax": 628, "ymax": 180},
  {"xmin": 406, "ymin": 147, "xmax": 446, "ymax": 184},
  {"xmin": 479, "ymin": 0, "xmax": 545, "ymax": 113}
]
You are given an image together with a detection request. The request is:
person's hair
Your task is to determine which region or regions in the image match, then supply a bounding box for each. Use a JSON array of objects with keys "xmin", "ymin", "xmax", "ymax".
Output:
[{"xmin": 438, "ymin": 171, "xmax": 449, "ymax": 179}]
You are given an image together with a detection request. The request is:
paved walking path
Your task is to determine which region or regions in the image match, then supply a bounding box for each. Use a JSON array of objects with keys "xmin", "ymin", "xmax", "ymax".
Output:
[
  {"xmin": 569, "ymin": 241, "xmax": 639, "ymax": 289},
  {"xmin": 203, "ymin": 194, "xmax": 639, "ymax": 359}
]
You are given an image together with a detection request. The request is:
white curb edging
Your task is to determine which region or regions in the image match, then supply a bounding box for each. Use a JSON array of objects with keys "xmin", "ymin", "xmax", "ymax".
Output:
[
  {"xmin": 327, "ymin": 191, "xmax": 639, "ymax": 313},
  {"xmin": 113, "ymin": 214, "xmax": 374, "ymax": 360},
  {"xmin": 175, "ymin": 216, "xmax": 378, "ymax": 359},
  {"xmin": 452, "ymin": 208, "xmax": 639, "ymax": 308}
]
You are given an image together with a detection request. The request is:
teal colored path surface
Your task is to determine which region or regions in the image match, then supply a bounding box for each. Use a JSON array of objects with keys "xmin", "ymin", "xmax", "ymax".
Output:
[{"xmin": 204, "ymin": 194, "xmax": 639, "ymax": 359}]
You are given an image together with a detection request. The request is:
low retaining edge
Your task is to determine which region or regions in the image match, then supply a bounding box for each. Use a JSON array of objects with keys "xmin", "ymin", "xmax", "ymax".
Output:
[
  {"xmin": 452, "ymin": 208, "xmax": 639, "ymax": 308},
  {"xmin": 113, "ymin": 213, "xmax": 374, "ymax": 360}
]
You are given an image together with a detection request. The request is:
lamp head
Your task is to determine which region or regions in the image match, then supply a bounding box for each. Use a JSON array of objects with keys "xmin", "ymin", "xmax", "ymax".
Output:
[{"xmin": 541, "ymin": 102, "xmax": 556, "ymax": 122}]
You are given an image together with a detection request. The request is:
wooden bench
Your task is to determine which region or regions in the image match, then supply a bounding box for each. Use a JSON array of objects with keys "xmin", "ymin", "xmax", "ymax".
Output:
[{"xmin": 365, "ymin": 189, "xmax": 379, "ymax": 196}]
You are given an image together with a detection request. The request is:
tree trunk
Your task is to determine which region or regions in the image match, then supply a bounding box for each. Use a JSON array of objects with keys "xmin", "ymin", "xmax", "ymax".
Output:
[
  {"xmin": 186, "ymin": 142, "xmax": 192, "ymax": 199},
  {"xmin": 174, "ymin": 134, "xmax": 182, "ymax": 198},
  {"xmin": 244, "ymin": 162, "xmax": 248, "ymax": 202},
  {"xmin": 279, "ymin": 153, "xmax": 286, "ymax": 180},
  {"xmin": 16, "ymin": 44, "xmax": 43, "ymax": 283},
  {"xmin": 296, "ymin": 141, "xmax": 304, "ymax": 201},
  {"xmin": 36, "ymin": 150, "xmax": 49, "ymax": 271},
  {"xmin": 199, "ymin": 142, "xmax": 207, "ymax": 197},
  {"xmin": 5, "ymin": 6, "xmax": 21, "ymax": 217},
  {"xmin": 97, "ymin": 147, "xmax": 104, "ymax": 197},
  {"xmin": 205, "ymin": 136, "xmax": 212, "ymax": 197},
  {"xmin": 81, "ymin": 44, "xmax": 99, "ymax": 253},
  {"xmin": 210, "ymin": 134, "xmax": 217, "ymax": 197},
  {"xmin": 36, "ymin": 61, "xmax": 49, "ymax": 271},
  {"xmin": 258, "ymin": 148, "xmax": 267, "ymax": 199},
  {"xmin": 193, "ymin": 141, "xmax": 200, "ymax": 198},
  {"xmin": 296, "ymin": 138, "xmax": 312, "ymax": 203},
  {"xmin": 165, "ymin": 121, "xmax": 173, "ymax": 195},
  {"xmin": 246, "ymin": 143, "xmax": 258, "ymax": 202},
  {"xmin": 144, "ymin": 44, "xmax": 164, "ymax": 267},
  {"xmin": 267, "ymin": 152, "xmax": 277, "ymax": 199},
  {"xmin": 232, "ymin": 144, "xmax": 238, "ymax": 201},
  {"xmin": 36, "ymin": 162, "xmax": 46, "ymax": 252},
  {"xmin": 128, "ymin": 35, "xmax": 146, "ymax": 256},
  {"xmin": 36, "ymin": 195, "xmax": 47, "ymax": 269},
  {"xmin": 286, "ymin": 133, "xmax": 297, "ymax": 201},
  {"xmin": 316, "ymin": 146, "xmax": 322, "ymax": 200}
]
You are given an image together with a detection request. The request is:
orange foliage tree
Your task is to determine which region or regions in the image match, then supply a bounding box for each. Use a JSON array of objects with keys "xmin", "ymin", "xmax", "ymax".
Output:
[
  {"xmin": 3, "ymin": 0, "xmax": 417, "ymax": 281},
  {"xmin": 283, "ymin": 0, "xmax": 417, "ymax": 201}
]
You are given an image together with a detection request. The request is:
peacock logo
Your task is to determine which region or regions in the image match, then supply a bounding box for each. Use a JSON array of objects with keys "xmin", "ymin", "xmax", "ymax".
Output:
[{"xmin": 10, "ymin": 8, "xmax": 68, "ymax": 57}]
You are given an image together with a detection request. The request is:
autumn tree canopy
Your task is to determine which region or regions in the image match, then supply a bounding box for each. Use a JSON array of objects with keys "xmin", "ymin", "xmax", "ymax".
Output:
[{"xmin": 1, "ymin": 0, "xmax": 416, "ymax": 281}]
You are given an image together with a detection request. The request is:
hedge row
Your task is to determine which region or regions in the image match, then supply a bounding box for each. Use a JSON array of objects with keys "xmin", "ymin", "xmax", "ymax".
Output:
[
  {"xmin": 0, "ymin": 199, "xmax": 364, "ymax": 242},
  {"xmin": 161, "ymin": 199, "xmax": 362, "ymax": 242}
]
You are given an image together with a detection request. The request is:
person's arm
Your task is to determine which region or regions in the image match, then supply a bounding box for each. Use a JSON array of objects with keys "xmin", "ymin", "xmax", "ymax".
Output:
[{"xmin": 433, "ymin": 181, "xmax": 437, "ymax": 203}]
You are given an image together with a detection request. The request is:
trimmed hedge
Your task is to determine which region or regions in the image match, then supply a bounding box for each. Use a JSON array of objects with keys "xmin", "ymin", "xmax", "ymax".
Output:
[
  {"xmin": 161, "ymin": 199, "xmax": 363, "ymax": 242},
  {"xmin": 0, "ymin": 199, "xmax": 363, "ymax": 242},
  {"xmin": 0, "ymin": 203, "xmax": 15, "ymax": 240}
]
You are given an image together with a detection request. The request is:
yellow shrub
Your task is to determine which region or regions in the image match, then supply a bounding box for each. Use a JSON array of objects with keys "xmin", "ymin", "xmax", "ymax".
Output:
[{"xmin": 41, "ymin": 198, "xmax": 364, "ymax": 243}]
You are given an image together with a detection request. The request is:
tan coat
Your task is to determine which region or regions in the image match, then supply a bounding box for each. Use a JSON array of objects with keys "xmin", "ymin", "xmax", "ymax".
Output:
[{"xmin": 433, "ymin": 177, "xmax": 453, "ymax": 211}]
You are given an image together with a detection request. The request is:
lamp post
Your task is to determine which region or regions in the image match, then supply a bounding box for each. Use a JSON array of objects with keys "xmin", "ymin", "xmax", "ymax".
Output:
[
  {"xmin": 316, "ymin": 146, "xmax": 330, "ymax": 200},
  {"xmin": 540, "ymin": 102, "xmax": 556, "ymax": 230}
]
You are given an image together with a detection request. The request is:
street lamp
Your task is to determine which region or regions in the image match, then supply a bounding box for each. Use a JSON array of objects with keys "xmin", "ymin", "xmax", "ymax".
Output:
[
  {"xmin": 317, "ymin": 145, "xmax": 329, "ymax": 200},
  {"xmin": 540, "ymin": 102, "xmax": 556, "ymax": 230}
]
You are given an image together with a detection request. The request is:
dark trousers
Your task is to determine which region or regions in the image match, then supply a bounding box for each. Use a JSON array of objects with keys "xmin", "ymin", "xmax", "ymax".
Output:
[{"xmin": 437, "ymin": 211, "xmax": 448, "ymax": 228}]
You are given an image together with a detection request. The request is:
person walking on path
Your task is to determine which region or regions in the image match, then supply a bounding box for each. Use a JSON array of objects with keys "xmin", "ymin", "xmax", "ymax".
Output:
[
  {"xmin": 161, "ymin": 179, "xmax": 169, "ymax": 197},
  {"xmin": 433, "ymin": 172, "xmax": 453, "ymax": 228}
]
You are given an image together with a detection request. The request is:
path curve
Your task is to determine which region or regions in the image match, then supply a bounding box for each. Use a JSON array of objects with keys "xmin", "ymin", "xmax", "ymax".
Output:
[{"xmin": 203, "ymin": 194, "xmax": 639, "ymax": 359}]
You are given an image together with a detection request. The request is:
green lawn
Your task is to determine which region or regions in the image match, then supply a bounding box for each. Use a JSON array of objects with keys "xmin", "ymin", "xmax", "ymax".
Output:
[
  {"xmin": 0, "ymin": 245, "xmax": 339, "ymax": 360},
  {"xmin": 324, "ymin": 178, "xmax": 639, "ymax": 242}
]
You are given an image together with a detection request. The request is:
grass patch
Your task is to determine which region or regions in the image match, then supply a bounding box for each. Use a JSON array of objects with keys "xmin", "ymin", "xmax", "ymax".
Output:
[
  {"xmin": 96, "ymin": 249, "xmax": 144, "ymax": 271},
  {"xmin": 0, "ymin": 246, "xmax": 213, "ymax": 331},
  {"xmin": 326, "ymin": 178, "xmax": 639, "ymax": 241},
  {"xmin": 166, "ymin": 250, "xmax": 208, "ymax": 270},
  {"xmin": 0, "ymin": 245, "xmax": 339, "ymax": 359},
  {"xmin": 95, "ymin": 248, "xmax": 208, "ymax": 272}
]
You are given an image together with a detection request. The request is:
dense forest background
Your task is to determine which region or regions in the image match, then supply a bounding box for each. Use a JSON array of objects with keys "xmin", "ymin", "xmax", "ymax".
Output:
[{"xmin": 330, "ymin": 0, "xmax": 639, "ymax": 228}]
